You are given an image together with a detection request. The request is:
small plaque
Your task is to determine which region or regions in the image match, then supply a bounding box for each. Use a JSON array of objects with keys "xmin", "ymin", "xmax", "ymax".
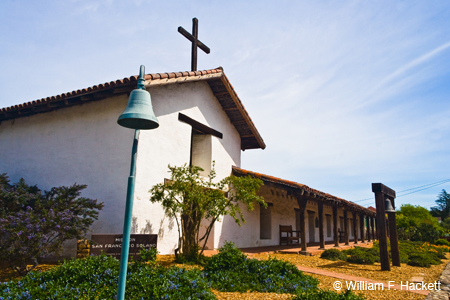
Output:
[{"xmin": 90, "ymin": 234, "xmax": 157, "ymax": 259}]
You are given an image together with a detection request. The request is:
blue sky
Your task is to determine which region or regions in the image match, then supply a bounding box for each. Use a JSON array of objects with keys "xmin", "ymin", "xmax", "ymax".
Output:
[{"xmin": 1, "ymin": 0, "xmax": 450, "ymax": 209}]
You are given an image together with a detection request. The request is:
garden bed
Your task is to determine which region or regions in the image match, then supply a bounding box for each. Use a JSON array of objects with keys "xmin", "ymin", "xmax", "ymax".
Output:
[
  {"xmin": 1, "ymin": 245, "xmax": 448, "ymax": 300},
  {"xmin": 248, "ymin": 250, "xmax": 450, "ymax": 300},
  {"xmin": 254, "ymin": 252, "xmax": 449, "ymax": 285}
]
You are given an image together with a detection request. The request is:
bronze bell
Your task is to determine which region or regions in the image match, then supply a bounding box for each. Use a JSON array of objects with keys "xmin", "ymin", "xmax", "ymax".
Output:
[{"xmin": 385, "ymin": 199, "xmax": 395, "ymax": 213}]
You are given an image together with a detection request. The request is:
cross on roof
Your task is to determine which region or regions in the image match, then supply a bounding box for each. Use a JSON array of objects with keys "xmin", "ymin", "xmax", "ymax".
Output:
[{"xmin": 178, "ymin": 18, "xmax": 210, "ymax": 71}]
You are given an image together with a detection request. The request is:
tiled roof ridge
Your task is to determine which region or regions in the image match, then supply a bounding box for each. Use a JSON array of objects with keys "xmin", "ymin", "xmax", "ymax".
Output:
[
  {"xmin": 0, "ymin": 67, "xmax": 224, "ymax": 113},
  {"xmin": 232, "ymin": 166, "xmax": 375, "ymax": 215}
]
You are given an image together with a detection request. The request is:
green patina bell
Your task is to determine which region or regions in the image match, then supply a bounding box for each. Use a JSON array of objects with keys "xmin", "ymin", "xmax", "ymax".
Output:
[{"xmin": 117, "ymin": 65, "xmax": 159, "ymax": 130}]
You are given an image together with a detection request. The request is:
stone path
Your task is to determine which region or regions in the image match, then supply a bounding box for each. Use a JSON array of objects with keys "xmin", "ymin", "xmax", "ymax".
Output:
[
  {"xmin": 296, "ymin": 265, "xmax": 430, "ymax": 296},
  {"xmin": 425, "ymin": 261, "xmax": 450, "ymax": 300}
]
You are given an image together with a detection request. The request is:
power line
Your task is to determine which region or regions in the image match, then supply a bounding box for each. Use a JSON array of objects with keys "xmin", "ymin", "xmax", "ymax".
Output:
[
  {"xmin": 397, "ymin": 179, "xmax": 450, "ymax": 194},
  {"xmin": 353, "ymin": 179, "xmax": 450, "ymax": 203},
  {"xmin": 397, "ymin": 181, "xmax": 450, "ymax": 197},
  {"xmin": 353, "ymin": 197, "xmax": 373, "ymax": 203}
]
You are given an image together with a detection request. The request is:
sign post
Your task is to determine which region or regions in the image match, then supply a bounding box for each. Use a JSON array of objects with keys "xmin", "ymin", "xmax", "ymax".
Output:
[{"xmin": 91, "ymin": 234, "xmax": 157, "ymax": 259}]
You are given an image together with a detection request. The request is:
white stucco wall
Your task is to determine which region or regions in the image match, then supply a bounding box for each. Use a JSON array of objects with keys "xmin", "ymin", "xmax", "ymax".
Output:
[
  {"xmin": 217, "ymin": 184, "xmax": 368, "ymax": 249},
  {"xmin": 0, "ymin": 95, "xmax": 135, "ymax": 257},
  {"xmin": 117, "ymin": 81, "xmax": 242, "ymax": 255},
  {"xmin": 0, "ymin": 80, "xmax": 242, "ymax": 256}
]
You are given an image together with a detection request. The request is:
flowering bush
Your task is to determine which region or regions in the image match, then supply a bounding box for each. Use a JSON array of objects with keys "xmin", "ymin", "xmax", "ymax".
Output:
[
  {"xmin": 203, "ymin": 242, "xmax": 319, "ymax": 293},
  {"xmin": 0, "ymin": 254, "xmax": 215, "ymax": 299},
  {"xmin": 135, "ymin": 246, "xmax": 158, "ymax": 263},
  {"xmin": 0, "ymin": 173, "xmax": 104, "ymax": 275}
]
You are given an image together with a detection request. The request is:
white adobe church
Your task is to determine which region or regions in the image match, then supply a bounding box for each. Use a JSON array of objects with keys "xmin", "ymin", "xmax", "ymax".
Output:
[{"xmin": 0, "ymin": 67, "xmax": 376, "ymax": 257}]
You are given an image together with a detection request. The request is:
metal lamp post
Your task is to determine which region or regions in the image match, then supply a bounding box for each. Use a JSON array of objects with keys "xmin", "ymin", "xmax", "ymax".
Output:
[{"xmin": 116, "ymin": 65, "xmax": 159, "ymax": 300}]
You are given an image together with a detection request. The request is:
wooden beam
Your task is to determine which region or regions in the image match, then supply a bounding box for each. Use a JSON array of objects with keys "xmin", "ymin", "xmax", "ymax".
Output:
[
  {"xmin": 375, "ymin": 191, "xmax": 390, "ymax": 271},
  {"xmin": 360, "ymin": 213, "xmax": 365, "ymax": 243},
  {"xmin": 353, "ymin": 211, "xmax": 358, "ymax": 245},
  {"xmin": 213, "ymin": 91, "xmax": 230, "ymax": 97},
  {"xmin": 344, "ymin": 210, "xmax": 349, "ymax": 246},
  {"xmin": 388, "ymin": 198, "xmax": 400, "ymax": 267},
  {"xmin": 178, "ymin": 113, "xmax": 223, "ymax": 139},
  {"xmin": 371, "ymin": 217, "xmax": 375, "ymax": 240},
  {"xmin": 318, "ymin": 202, "xmax": 325, "ymax": 249},
  {"xmin": 333, "ymin": 205, "xmax": 339, "ymax": 247},
  {"xmin": 297, "ymin": 196, "xmax": 307, "ymax": 252},
  {"xmin": 223, "ymin": 107, "xmax": 239, "ymax": 111},
  {"xmin": 372, "ymin": 183, "xmax": 396, "ymax": 198}
]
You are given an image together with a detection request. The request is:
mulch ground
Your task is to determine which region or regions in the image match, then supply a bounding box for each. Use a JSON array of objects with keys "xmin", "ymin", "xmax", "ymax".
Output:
[
  {"xmin": 249, "ymin": 252, "xmax": 450, "ymax": 300},
  {"xmin": 1, "ymin": 253, "xmax": 448, "ymax": 300}
]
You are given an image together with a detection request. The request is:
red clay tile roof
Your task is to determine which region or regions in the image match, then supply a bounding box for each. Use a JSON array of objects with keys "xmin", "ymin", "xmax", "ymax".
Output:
[
  {"xmin": 367, "ymin": 206, "xmax": 377, "ymax": 213},
  {"xmin": 0, "ymin": 67, "xmax": 265, "ymax": 150},
  {"xmin": 232, "ymin": 166, "xmax": 376, "ymax": 216}
]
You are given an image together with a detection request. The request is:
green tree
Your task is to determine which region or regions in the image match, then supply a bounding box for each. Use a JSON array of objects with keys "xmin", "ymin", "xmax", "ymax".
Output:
[
  {"xmin": 430, "ymin": 189, "xmax": 450, "ymax": 221},
  {"xmin": 149, "ymin": 164, "xmax": 264, "ymax": 262},
  {"xmin": 396, "ymin": 204, "xmax": 443, "ymax": 242}
]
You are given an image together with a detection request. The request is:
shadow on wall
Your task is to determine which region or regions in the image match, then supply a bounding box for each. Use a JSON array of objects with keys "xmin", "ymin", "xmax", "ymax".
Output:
[
  {"xmin": 153, "ymin": 83, "xmax": 240, "ymax": 167},
  {"xmin": 216, "ymin": 213, "xmax": 256, "ymax": 249},
  {"xmin": 130, "ymin": 216, "xmax": 175, "ymax": 237}
]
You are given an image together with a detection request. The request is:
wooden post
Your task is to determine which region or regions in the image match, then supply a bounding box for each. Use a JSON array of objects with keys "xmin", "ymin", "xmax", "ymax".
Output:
[
  {"xmin": 318, "ymin": 202, "xmax": 325, "ymax": 249},
  {"xmin": 344, "ymin": 210, "xmax": 349, "ymax": 245},
  {"xmin": 366, "ymin": 216, "xmax": 371, "ymax": 242},
  {"xmin": 388, "ymin": 197, "xmax": 400, "ymax": 267},
  {"xmin": 386, "ymin": 218, "xmax": 390, "ymax": 237},
  {"xmin": 359, "ymin": 213, "xmax": 365, "ymax": 243},
  {"xmin": 371, "ymin": 217, "xmax": 375, "ymax": 240},
  {"xmin": 372, "ymin": 183, "xmax": 395, "ymax": 271},
  {"xmin": 353, "ymin": 211, "xmax": 358, "ymax": 244},
  {"xmin": 333, "ymin": 205, "xmax": 339, "ymax": 247},
  {"xmin": 297, "ymin": 195, "xmax": 308, "ymax": 253},
  {"xmin": 375, "ymin": 218, "xmax": 378, "ymax": 240}
]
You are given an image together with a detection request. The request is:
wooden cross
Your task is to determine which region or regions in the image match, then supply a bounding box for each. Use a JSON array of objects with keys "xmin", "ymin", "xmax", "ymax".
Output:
[{"xmin": 178, "ymin": 18, "xmax": 210, "ymax": 71}]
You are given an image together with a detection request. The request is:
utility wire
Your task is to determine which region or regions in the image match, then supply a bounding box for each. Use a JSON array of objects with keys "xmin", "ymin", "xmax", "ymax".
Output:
[
  {"xmin": 397, "ymin": 179, "xmax": 450, "ymax": 194},
  {"xmin": 397, "ymin": 181, "xmax": 450, "ymax": 198},
  {"xmin": 353, "ymin": 179, "xmax": 450, "ymax": 203}
]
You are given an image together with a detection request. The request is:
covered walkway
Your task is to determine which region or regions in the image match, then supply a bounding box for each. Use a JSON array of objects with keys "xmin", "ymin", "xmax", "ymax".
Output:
[
  {"xmin": 203, "ymin": 241, "xmax": 374, "ymax": 257},
  {"xmin": 230, "ymin": 167, "xmax": 378, "ymax": 254}
]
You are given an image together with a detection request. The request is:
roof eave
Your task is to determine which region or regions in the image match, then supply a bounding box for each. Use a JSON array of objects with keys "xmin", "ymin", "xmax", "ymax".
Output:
[
  {"xmin": 232, "ymin": 166, "xmax": 376, "ymax": 216},
  {"xmin": 0, "ymin": 68, "xmax": 265, "ymax": 150}
]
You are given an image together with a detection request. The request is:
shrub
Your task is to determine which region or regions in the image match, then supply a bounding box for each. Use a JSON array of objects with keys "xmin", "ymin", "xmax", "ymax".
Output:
[
  {"xmin": 203, "ymin": 242, "xmax": 319, "ymax": 293},
  {"xmin": 135, "ymin": 246, "xmax": 158, "ymax": 263},
  {"xmin": 0, "ymin": 254, "xmax": 215, "ymax": 299},
  {"xmin": 0, "ymin": 174, "xmax": 104, "ymax": 275},
  {"xmin": 320, "ymin": 249, "xmax": 347, "ymax": 261},
  {"xmin": 407, "ymin": 252, "xmax": 440, "ymax": 268},
  {"xmin": 344, "ymin": 247, "xmax": 376, "ymax": 265},
  {"xmin": 435, "ymin": 239, "xmax": 450, "ymax": 246}
]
